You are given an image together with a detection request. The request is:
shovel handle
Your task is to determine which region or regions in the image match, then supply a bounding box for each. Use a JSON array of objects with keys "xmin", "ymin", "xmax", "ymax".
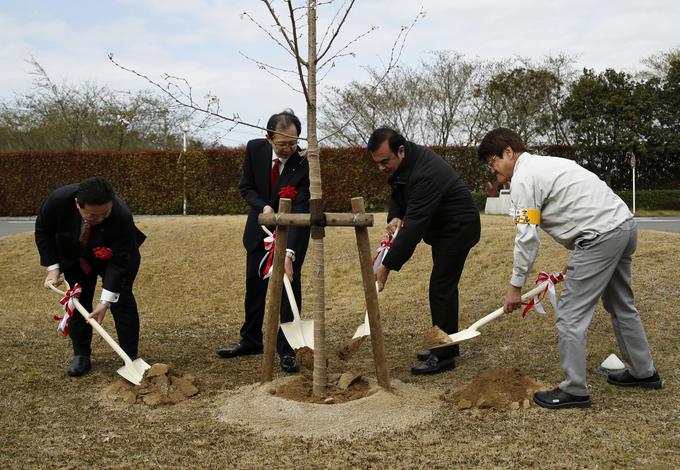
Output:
[
  {"xmin": 47, "ymin": 282, "xmax": 136, "ymax": 367},
  {"xmin": 261, "ymin": 225, "xmax": 302, "ymax": 322},
  {"xmin": 467, "ymin": 280, "xmax": 553, "ymax": 332},
  {"xmin": 282, "ymin": 274, "xmax": 302, "ymax": 322}
]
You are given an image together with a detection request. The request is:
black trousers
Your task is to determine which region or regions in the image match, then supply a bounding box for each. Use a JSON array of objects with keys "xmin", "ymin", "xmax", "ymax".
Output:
[
  {"xmin": 428, "ymin": 218, "xmax": 481, "ymax": 335},
  {"xmin": 64, "ymin": 253, "xmax": 141, "ymax": 359},
  {"xmin": 240, "ymin": 243, "xmax": 304, "ymax": 357}
]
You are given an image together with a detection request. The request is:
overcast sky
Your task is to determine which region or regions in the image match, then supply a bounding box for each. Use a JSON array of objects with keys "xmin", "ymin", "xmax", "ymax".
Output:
[{"xmin": 2, "ymin": 0, "xmax": 678, "ymax": 145}]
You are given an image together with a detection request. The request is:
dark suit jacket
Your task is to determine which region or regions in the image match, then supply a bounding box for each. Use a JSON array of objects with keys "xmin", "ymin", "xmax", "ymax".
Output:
[
  {"xmin": 239, "ymin": 138, "xmax": 310, "ymax": 255},
  {"xmin": 383, "ymin": 142, "xmax": 480, "ymax": 271},
  {"xmin": 35, "ymin": 184, "xmax": 146, "ymax": 293}
]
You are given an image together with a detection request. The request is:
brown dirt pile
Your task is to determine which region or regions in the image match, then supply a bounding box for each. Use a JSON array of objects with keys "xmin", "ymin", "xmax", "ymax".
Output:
[
  {"xmin": 422, "ymin": 325, "xmax": 453, "ymax": 348},
  {"xmin": 442, "ymin": 367, "xmax": 545, "ymax": 411},
  {"xmin": 104, "ymin": 363, "xmax": 199, "ymax": 406},
  {"xmin": 336, "ymin": 335, "xmax": 367, "ymax": 361},
  {"xmin": 271, "ymin": 370, "xmax": 371, "ymax": 404}
]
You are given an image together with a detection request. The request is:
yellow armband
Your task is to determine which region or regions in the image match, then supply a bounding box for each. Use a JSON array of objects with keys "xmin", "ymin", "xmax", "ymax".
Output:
[{"xmin": 514, "ymin": 208, "xmax": 541, "ymax": 225}]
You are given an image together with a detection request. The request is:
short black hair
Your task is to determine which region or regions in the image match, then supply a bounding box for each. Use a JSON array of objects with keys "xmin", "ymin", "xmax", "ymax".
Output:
[
  {"xmin": 266, "ymin": 109, "xmax": 301, "ymax": 138},
  {"xmin": 477, "ymin": 128, "xmax": 527, "ymax": 161},
  {"xmin": 76, "ymin": 177, "xmax": 115, "ymax": 207},
  {"xmin": 366, "ymin": 127, "xmax": 407, "ymax": 154}
]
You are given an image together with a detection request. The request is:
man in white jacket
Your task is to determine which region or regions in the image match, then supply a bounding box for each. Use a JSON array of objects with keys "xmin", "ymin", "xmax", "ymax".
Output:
[{"xmin": 478, "ymin": 127, "xmax": 662, "ymax": 409}]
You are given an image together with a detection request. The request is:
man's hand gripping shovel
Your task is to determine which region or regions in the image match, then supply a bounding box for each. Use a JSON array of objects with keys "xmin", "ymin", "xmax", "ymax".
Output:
[
  {"xmin": 431, "ymin": 271, "xmax": 565, "ymax": 353},
  {"xmin": 261, "ymin": 225, "xmax": 314, "ymax": 350},
  {"xmin": 48, "ymin": 281, "xmax": 150, "ymax": 385}
]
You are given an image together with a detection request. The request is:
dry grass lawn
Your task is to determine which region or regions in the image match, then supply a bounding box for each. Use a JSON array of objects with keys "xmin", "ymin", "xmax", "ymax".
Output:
[{"xmin": 0, "ymin": 214, "xmax": 678, "ymax": 468}]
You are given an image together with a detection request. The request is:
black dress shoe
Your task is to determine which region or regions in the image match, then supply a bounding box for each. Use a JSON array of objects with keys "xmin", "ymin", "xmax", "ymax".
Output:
[
  {"xmin": 411, "ymin": 355, "xmax": 455, "ymax": 375},
  {"xmin": 216, "ymin": 343, "xmax": 263, "ymax": 358},
  {"xmin": 67, "ymin": 355, "xmax": 91, "ymax": 377},
  {"xmin": 607, "ymin": 369, "xmax": 662, "ymax": 389},
  {"xmin": 280, "ymin": 355, "xmax": 299, "ymax": 373},
  {"xmin": 417, "ymin": 344, "xmax": 460, "ymax": 361},
  {"xmin": 533, "ymin": 388, "xmax": 591, "ymax": 409}
]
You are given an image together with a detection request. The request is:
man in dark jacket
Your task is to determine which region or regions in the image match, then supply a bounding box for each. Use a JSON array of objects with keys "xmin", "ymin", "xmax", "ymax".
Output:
[
  {"xmin": 35, "ymin": 176, "xmax": 145, "ymax": 377},
  {"xmin": 216, "ymin": 110, "xmax": 310, "ymax": 373},
  {"xmin": 368, "ymin": 127, "xmax": 481, "ymax": 375}
]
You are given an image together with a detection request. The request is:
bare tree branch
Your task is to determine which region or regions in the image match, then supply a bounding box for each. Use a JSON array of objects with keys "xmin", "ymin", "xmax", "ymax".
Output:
[
  {"xmin": 318, "ymin": 26, "xmax": 375, "ymax": 70},
  {"xmin": 318, "ymin": 8, "xmax": 425, "ymax": 143},
  {"xmin": 317, "ymin": 0, "xmax": 356, "ymax": 62},
  {"xmin": 285, "ymin": 0, "xmax": 310, "ymax": 102},
  {"xmin": 107, "ymin": 53, "xmax": 305, "ymax": 141},
  {"xmin": 240, "ymin": 9, "xmax": 297, "ymax": 62},
  {"xmin": 261, "ymin": 0, "xmax": 307, "ymax": 66}
]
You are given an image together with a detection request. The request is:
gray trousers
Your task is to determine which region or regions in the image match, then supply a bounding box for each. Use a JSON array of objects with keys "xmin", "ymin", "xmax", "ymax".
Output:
[{"xmin": 557, "ymin": 218, "xmax": 655, "ymax": 396}]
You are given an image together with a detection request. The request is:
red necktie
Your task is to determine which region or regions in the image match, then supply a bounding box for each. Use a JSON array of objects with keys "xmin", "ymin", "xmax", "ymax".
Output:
[
  {"xmin": 270, "ymin": 158, "xmax": 281, "ymax": 193},
  {"xmin": 80, "ymin": 222, "xmax": 93, "ymax": 274}
]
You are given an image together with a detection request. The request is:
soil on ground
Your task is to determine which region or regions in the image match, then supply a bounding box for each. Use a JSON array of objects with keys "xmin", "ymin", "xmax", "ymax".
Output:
[
  {"xmin": 104, "ymin": 362, "xmax": 199, "ymax": 406},
  {"xmin": 442, "ymin": 367, "xmax": 545, "ymax": 411}
]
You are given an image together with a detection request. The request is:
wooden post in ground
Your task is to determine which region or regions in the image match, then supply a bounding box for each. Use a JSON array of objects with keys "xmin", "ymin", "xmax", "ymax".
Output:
[
  {"xmin": 260, "ymin": 198, "xmax": 292, "ymax": 383},
  {"xmin": 351, "ymin": 197, "xmax": 391, "ymax": 390}
]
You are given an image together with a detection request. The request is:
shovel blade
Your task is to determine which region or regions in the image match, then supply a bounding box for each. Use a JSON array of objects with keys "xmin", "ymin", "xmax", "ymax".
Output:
[
  {"xmin": 446, "ymin": 328, "xmax": 481, "ymax": 344},
  {"xmin": 116, "ymin": 358, "xmax": 151, "ymax": 386},
  {"xmin": 281, "ymin": 322, "xmax": 307, "ymax": 351},
  {"xmin": 117, "ymin": 365, "xmax": 145, "ymax": 385},
  {"xmin": 352, "ymin": 313, "xmax": 370, "ymax": 339}
]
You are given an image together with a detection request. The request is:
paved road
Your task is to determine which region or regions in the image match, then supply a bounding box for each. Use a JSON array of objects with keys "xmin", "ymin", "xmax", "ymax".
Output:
[{"xmin": 2, "ymin": 216, "xmax": 680, "ymax": 237}]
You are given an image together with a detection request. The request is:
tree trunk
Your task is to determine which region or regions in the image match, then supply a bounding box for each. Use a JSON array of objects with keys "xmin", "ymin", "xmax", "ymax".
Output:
[{"xmin": 307, "ymin": 0, "xmax": 327, "ymax": 398}]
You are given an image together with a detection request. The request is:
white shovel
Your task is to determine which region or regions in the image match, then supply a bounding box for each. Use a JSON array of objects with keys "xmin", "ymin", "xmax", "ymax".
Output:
[
  {"xmin": 48, "ymin": 282, "xmax": 150, "ymax": 385},
  {"xmin": 280, "ymin": 274, "xmax": 314, "ymax": 350},
  {"xmin": 432, "ymin": 277, "xmax": 563, "ymax": 347},
  {"xmin": 260, "ymin": 225, "xmax": 314, "ymax": 350}
]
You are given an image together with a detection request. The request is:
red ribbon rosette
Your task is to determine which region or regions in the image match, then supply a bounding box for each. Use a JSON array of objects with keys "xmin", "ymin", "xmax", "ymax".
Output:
[
  {"xmin": 92, "ymin": 246, "xmax": 113, "ymax": 261},
  {"xmin": 278, "ymin": 185, "xmax": 298, "ymax": 201}
]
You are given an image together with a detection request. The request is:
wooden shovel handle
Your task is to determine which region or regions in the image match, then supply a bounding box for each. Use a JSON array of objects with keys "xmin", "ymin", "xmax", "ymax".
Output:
[
  {"xmin": 47, "ymin": 281, "xmax": 135, "ymax": 367},
  {"xmin": 467, "ymin": 279, "xmax": 556, "ymax": 332}
]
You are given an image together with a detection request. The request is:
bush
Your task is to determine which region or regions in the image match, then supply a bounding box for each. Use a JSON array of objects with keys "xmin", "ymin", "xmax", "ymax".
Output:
[{"xmin": 2, "ymin": 146, "xmax": 678, "ymax": 216}]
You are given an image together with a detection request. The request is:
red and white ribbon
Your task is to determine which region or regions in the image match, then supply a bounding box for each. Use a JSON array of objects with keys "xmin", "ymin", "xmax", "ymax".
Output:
[
  {"xmin": 522, "ymin": 271, "xmax": 564, "ymax": 318},
  {"xmin": 258, "ymin": 231, "xmax": 277, "ymax": 279},
  {"xmin": 371, "ymin": 233, "xmax": 394, "ymax": 273},
  {"xmin": 54, "ymin": 283, "xmax": 82, "ymax": 336}
]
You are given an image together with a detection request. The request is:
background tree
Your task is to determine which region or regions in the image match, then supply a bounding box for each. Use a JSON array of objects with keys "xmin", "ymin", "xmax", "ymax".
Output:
[
  {"xmin": 562, "ymin": 68, "xmax": 659, "ymax": 187},
  {"xmin": 0, "ymin": 58, "xmax": 202, "ymax": 152}
]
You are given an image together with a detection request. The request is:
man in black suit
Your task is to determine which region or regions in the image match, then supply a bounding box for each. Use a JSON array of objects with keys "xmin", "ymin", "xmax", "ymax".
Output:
[
  {"xmin": 217, "ymin": 110, "xmax": 310, "ymax": 373},
  {"xmin": 367, "ymin": 127, "xmax": 481, "ymax": 375},
  {"xmin": 35, "ymin": 176, "xmax": 146, "ymax": 377}
]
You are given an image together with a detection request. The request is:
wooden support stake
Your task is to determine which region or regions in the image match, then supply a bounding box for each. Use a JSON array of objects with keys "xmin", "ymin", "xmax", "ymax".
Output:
[
  {"xmin": 351, "ymin": 197, "xmax": 391, "ymax": 391},
  {"xmin": 258, "ymin": 212, "xmax": 373, "ymax": 228},
  {"xmin": 260, "ymin": 198, "xmax": 292, "ymax": 383}
]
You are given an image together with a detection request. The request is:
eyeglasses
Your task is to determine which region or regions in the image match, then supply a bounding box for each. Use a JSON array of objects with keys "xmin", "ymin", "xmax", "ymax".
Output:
[
  {"xmin": 486, "ymin": 155, "xmax": 498, "ymax": 169},
  {"xmin": 272, "ymin": 140, "xmax": 298, "ymax": 149}
]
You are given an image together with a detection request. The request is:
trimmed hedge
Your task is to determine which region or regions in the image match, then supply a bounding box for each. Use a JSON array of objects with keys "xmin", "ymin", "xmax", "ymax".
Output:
[{"xmin": 1, "ymin": 147, "xmax": 678, "ymax": 216}]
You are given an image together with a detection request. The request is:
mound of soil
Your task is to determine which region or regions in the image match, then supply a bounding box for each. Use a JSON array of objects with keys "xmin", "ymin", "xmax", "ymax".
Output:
[
  {"xmin": 422, "ymin": 325, "xmax": 453, "ymax": 348},
  {"xmin": 442, "ymin": 367, "xmax": 545, "ymax": 411},
  {"xmin": 271, "ymin": 370, "xmax": 372, "ymax": 404},
  {"xmin": 104, "ymin": 363, "xmax": 199, "ymax": 406}
]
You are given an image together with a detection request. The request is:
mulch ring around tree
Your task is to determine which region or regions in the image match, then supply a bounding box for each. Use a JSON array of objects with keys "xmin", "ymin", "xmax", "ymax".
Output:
[
  {"xmin": 216, "ymin": 376, "xmax": 443, "ymax": 441},
  {"xmin": 441, "ymin": 367, "xmax": 547, "ymax": 412},
  {"xmin": 104, "ymin": 363, "xmax": 199, "ymax": 406}
]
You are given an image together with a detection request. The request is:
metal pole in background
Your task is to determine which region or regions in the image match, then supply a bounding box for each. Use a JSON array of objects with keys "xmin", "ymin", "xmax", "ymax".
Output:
[
  {"xmin": 627, "ymin": 152, "xmax": 636, "ymax": 214},
  {"xmin": 181, "ymin": 122, "xmax": 189, "ymax": 216}
]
